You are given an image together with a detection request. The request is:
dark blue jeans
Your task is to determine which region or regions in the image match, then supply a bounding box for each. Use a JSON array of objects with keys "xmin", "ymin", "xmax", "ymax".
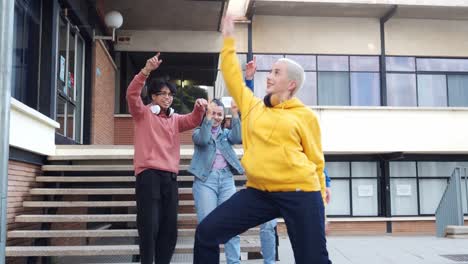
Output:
[{"xmin": 193, "ymin": 188, "xmax": 332, "ymax": 264}]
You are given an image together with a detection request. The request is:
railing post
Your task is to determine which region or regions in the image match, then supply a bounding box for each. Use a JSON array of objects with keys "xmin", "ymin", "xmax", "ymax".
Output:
[
  {"xmin": 464, "ymin": 167, "xmax": 468, "ymax": 217},
  {"xmin": 0, "ymin": 0, "xmax": 15, "ymax": 263}
]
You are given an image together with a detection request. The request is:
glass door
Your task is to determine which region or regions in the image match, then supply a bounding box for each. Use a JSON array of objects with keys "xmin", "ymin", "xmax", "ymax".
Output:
[{"xmin": 56, "ymin": 14, "xmax": 85, "ymax": 142}]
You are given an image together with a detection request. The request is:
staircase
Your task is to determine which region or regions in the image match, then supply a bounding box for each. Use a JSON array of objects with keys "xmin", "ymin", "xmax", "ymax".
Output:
[{"xmin": 5, "ymin": 145, "xmax": 262, "ymax": 263}]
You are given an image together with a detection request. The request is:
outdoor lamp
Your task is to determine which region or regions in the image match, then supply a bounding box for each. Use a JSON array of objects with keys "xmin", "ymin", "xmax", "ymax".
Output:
[{"xmin": 93, "ymin": 11, "xmax": 123, "ymax": 42}]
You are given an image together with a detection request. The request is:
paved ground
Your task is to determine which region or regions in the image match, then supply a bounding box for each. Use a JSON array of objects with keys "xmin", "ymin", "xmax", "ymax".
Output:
[
  {"xmin": 55, "ymin": 235, "xmax": 468, "ymax": 263},
  {"xmin": 277, "ymin": 235, "xmax": 468, "ymax": 264}
]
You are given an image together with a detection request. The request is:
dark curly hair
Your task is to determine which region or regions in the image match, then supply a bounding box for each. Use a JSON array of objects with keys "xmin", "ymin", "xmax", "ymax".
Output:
[{"xmin": 147, "ymin": 79, "xmax": 177, "ymax": 101}]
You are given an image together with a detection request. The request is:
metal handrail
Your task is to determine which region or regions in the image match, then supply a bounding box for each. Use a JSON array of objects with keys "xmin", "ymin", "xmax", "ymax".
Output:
[{"xmin": 435, "ymin": 168, "xmax": 466, "ymax": 237}]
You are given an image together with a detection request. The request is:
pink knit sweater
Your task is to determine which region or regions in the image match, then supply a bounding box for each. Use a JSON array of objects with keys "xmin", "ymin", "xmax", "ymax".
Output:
[{"xmin": 126, "ymin": 72, "xmax": 204, "ymax": 175}]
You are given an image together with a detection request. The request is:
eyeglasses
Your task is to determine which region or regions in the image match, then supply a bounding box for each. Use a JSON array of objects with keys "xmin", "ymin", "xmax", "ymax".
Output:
[{"xmin": 156, "ymin": 92, "xmax": 174, "ymax": 98}]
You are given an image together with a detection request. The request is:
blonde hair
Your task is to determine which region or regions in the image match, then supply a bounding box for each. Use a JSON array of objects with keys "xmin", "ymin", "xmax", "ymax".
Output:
[{"xmin": 277, "ymin": 58, "xmax": 305, "ymax": 95}]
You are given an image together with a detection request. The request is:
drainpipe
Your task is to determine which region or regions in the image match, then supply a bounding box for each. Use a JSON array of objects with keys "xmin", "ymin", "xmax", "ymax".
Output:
[
  {"xmin": 246, "ymin": 1, "xmax": 255, "ymax": 91},
  {"xmin": 0, "ymin": 0, "xmax": 15, "ymax": 263},
  {"xmin": 379, "ymin": 5, "xmax": 397, "ymax": 233},
  {"xmin": 380, "ymin": 5, "xmax": 397, "ymax": 107}
]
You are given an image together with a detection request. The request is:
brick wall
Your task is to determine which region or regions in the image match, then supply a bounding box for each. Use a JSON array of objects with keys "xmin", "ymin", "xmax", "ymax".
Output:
[
  {"xmin": 328, "ymin": 221, "xmax": 387, "ymax": 235},
  {"xmin": 6, "ymin": 160, "xmax": 42, "ymax": 264},
  {"xmin": 114, "ymin": 115, "xmax": 194, "ymax": 145},
  {"xmin": 278, "ymin": 220, "xmax": 448, "ymax": 236},
  {"xmin": 91, "ymin": 40, "xmax": 116, "ymax": 144},
  {"xmin": 392, "ymin": 221, "xmax": 436, "ymax": 235}
]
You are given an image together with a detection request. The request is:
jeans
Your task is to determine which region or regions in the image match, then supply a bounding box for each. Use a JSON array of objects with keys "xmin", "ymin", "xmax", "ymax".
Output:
[
  {"xmin": 192, "ymin": 167, "xmax": 241, "ymax": 264},
  {"xmin": 260, "ymin": 219, "xmax": 277, "ymax": 264},
  {"xmin": 193, "ymin": 188, "xmax": 331, "ymax": 264}
]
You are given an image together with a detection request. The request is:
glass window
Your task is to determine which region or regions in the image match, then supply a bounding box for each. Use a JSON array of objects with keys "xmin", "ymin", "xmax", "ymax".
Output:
[
  {"xmin": 386, "ymin": 56, "xmax": 415, "ymax": 72},
  {"xmin": 417, "ymin": 58, "xmax": 468, "ymax": 72},
  {"xmin": 238, "ymin": 54, "xmax": 247, "ymax": 70},
  {"xmin": 318, "ymin": 72, "xmax": 350, "ymax": 106},
  {"xmin": 326, "ymin": 180, "xmax": 350, "ymax": 215},
  {"xmin": 253, "ymin": 72, "xmax": 269, "ymax": 98},
  {"xmin": 352, "ymin": 162, "xmax": 378, "ymax": 177},
  {"xmin": 390, "ymin": 162, "xmax": 416, "ymax": 177},
  {"xmin": 352, "ymin": 179, "xmax": 378, "ymax": 216},
  {"xmin": 254, "ymin": 54, "xmax": 284, "ymax": 71},
  {"xmin": 350, "ymin": 73, "xmax": 380, "ymax": 106},
  {"xmin": 327, "ymin": 162, "xmax": 350, "ymax": 178},
  {"xmin": 386, "ymin": 73, "xmax": 417, "ymax": 106},
  {"xmin": 390, "ymin": 178, "xmax": 418, "ymax": 215},
  {"xmin": 66, "ymin": 103, "xmax": 75, "ymax": 139},
  {"xmin": 350, "ymin": 56, "xmax": 379, "ymax": 72},
  {"xmin": 57, "ymin": 18, "xmax": 68, "ymax": 95},
  {"xmin": 417, "ymin": 75, "xmax": 447, "ymax": 107},
  {"xmin": 417, "ymin": 162, "xmax": 468, "ymax": 177},
  {"xmin": 12, "ymin": 0, "xmax": 41, "ymax": 107},
  {"xmin": 57, "ymin": 97, "xmax": 66, "ymax": 135},
  {"xmin": 68, "ymin": 32, "xmax": 76, "ymax": 99},
  {"xmin": 447, "ymin": 75, "xmax": 468, "ymax": 107},
  {"xmin": 318, "ymin": 56, "xmax": 349, "ymax": 71},
  {"xmin": 295, "ymin": 72, "xmax": 317, "ymax": 105},
  {"xmin": 419, "ymin": 179, "xmax": 447, "ymax": 214},
  {"xmin": 285, "ymin": 55, "xmax": 316, "ymax": 71}
]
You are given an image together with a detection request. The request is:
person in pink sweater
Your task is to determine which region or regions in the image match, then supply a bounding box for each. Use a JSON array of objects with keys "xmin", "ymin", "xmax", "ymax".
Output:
[{"xmin": 126, "ymin": 53, "xmax": 207, "ymax": 264}]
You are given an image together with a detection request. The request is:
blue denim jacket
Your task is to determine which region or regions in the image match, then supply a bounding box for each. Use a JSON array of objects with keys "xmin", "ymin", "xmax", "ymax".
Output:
[{"xmin": 188, "ymin": 117, "xmax": 245, "ymax": 181}]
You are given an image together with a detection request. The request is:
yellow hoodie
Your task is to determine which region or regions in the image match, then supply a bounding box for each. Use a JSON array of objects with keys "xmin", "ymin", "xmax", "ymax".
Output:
[{"xmin": 221, "ymin": 37, "xmax": 326, "ymax": 201}]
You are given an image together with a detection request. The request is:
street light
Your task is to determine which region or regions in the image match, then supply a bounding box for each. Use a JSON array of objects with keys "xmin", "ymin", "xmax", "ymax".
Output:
[{"xmin": 93, "ymin": 10, "xmax": 123, "ymax": 42}]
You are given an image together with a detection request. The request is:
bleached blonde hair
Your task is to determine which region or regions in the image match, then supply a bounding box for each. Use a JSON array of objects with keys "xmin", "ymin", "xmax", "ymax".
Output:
[{"xmin": 277, "ymin": 58, "xmax": 305, "ymax": 95}]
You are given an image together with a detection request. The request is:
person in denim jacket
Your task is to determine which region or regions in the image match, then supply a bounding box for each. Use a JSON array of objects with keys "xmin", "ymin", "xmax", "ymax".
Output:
[{"xmin": 189, "ymin": 99, "xmax": 244, "ymax": 264}]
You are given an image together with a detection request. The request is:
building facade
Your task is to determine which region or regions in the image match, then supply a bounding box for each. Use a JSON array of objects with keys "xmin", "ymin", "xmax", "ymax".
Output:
[{"xmin": 5, "ymin": 0, "xmax": 468, "ymax": 239}]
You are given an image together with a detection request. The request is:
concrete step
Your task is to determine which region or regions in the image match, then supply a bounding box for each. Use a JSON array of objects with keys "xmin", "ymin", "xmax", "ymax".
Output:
[
  {"xmin": 41, "ymin": 164, "xmax": 189, "ymax": 172},
  {"xmin": 7, "ymin": 228, "xmax": 260, "ymax": 238},
  {"xmin": 15, "ymin": 214, "xmax": 196, "ymax": 223},
  {"xmin": 29, "ymin": 187, "xmax": 195, "ymax": 195},
  {"xmin": 5, "ymin": 240, "xmax": 260, "ymax": 256},
  {"xmin": 49, "ymin": 145, "xmax": 242, "ymax": 161},
  {"xmin": 84, "ymin": 261, "xmax": 264, "ymax": 264},
  {"xmin": 23, "ymin": 200, "xmax": 195, "ymax": 208},
  {"xmin": 8, "ymin": 229, "xmax": 138, "ymax": 238},
  {"xmin": 23, "ymin": 201, "xmax": 137, "ymax": 208},
  {"xmin": 36, "ymin": 176, "xmax": 135, "ymax": 182},
  {"xmin": 446, "ymin": 234, "xmax": 468, "ymax": 239},
  {"xmin": 8, "ymin": 229, "xmax": 261, "ymax": 239},
  {"xmin": 35, "ymin": 175, "xmax": 246, "ymax": 183},
  {"xmin": 445, "ymin": 225, "xmax": 468, "ymax": 237}
]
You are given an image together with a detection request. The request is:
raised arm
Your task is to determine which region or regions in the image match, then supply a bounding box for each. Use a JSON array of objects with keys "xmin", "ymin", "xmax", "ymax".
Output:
[
  {"xmin": 192, "ymin": 101, "xmax": 213, "ymax": 146},
  {"xmin": 177, "ymin": 98, "xmax": 208, "ymax": 132},
  {"xmin": 227, "ymin": 100, "xmax": 242, "ymax": 144},
  {"xmin": 126, "ymin": 53, "xmax": 162, "ymax": 119},
  {"xmin": 244, "ymin": 56, "xmax": 256, "ymax": 91},
  {"xmin": 220, "ymin": 15, "xmax": 259, "ymax": 115}
]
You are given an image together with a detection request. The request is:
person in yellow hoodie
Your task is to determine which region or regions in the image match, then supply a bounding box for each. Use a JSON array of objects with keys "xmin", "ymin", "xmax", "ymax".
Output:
[{"xmin": 193, "ymin": 15, "xmax": 331, "ymax": 264}]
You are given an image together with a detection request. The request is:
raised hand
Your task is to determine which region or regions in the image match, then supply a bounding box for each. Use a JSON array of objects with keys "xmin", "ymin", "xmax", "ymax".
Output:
[
  {"xmin": 205, "ymin": 100, "xmax": 214, "ymax": 120},
  {"xmin": 245, "ymin": 56, "xmax": 257, "ymax": 80},
  {"xmin": 222, "ymin": 15, "xmax": 235, "ymax": 38},
  {"xmin": 231, "ymin": 100, "xmax": 239, "ymax": 118},
  {"xmin": 195, "ymin": 98, "xmax": 208, "ymax": 111},
  {"xmin": 142, "ymin": 53, "xmax": 162, "ymax": 75}
]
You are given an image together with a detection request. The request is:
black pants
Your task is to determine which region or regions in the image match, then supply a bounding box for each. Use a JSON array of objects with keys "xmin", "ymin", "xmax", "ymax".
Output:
[
  {"xmin": 194, "ymin": 188, "xmax": 332, "ymax": 264},
  {"xmin": 135, "ymin": 169, "xmax": 179, "ymax": 264}
]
